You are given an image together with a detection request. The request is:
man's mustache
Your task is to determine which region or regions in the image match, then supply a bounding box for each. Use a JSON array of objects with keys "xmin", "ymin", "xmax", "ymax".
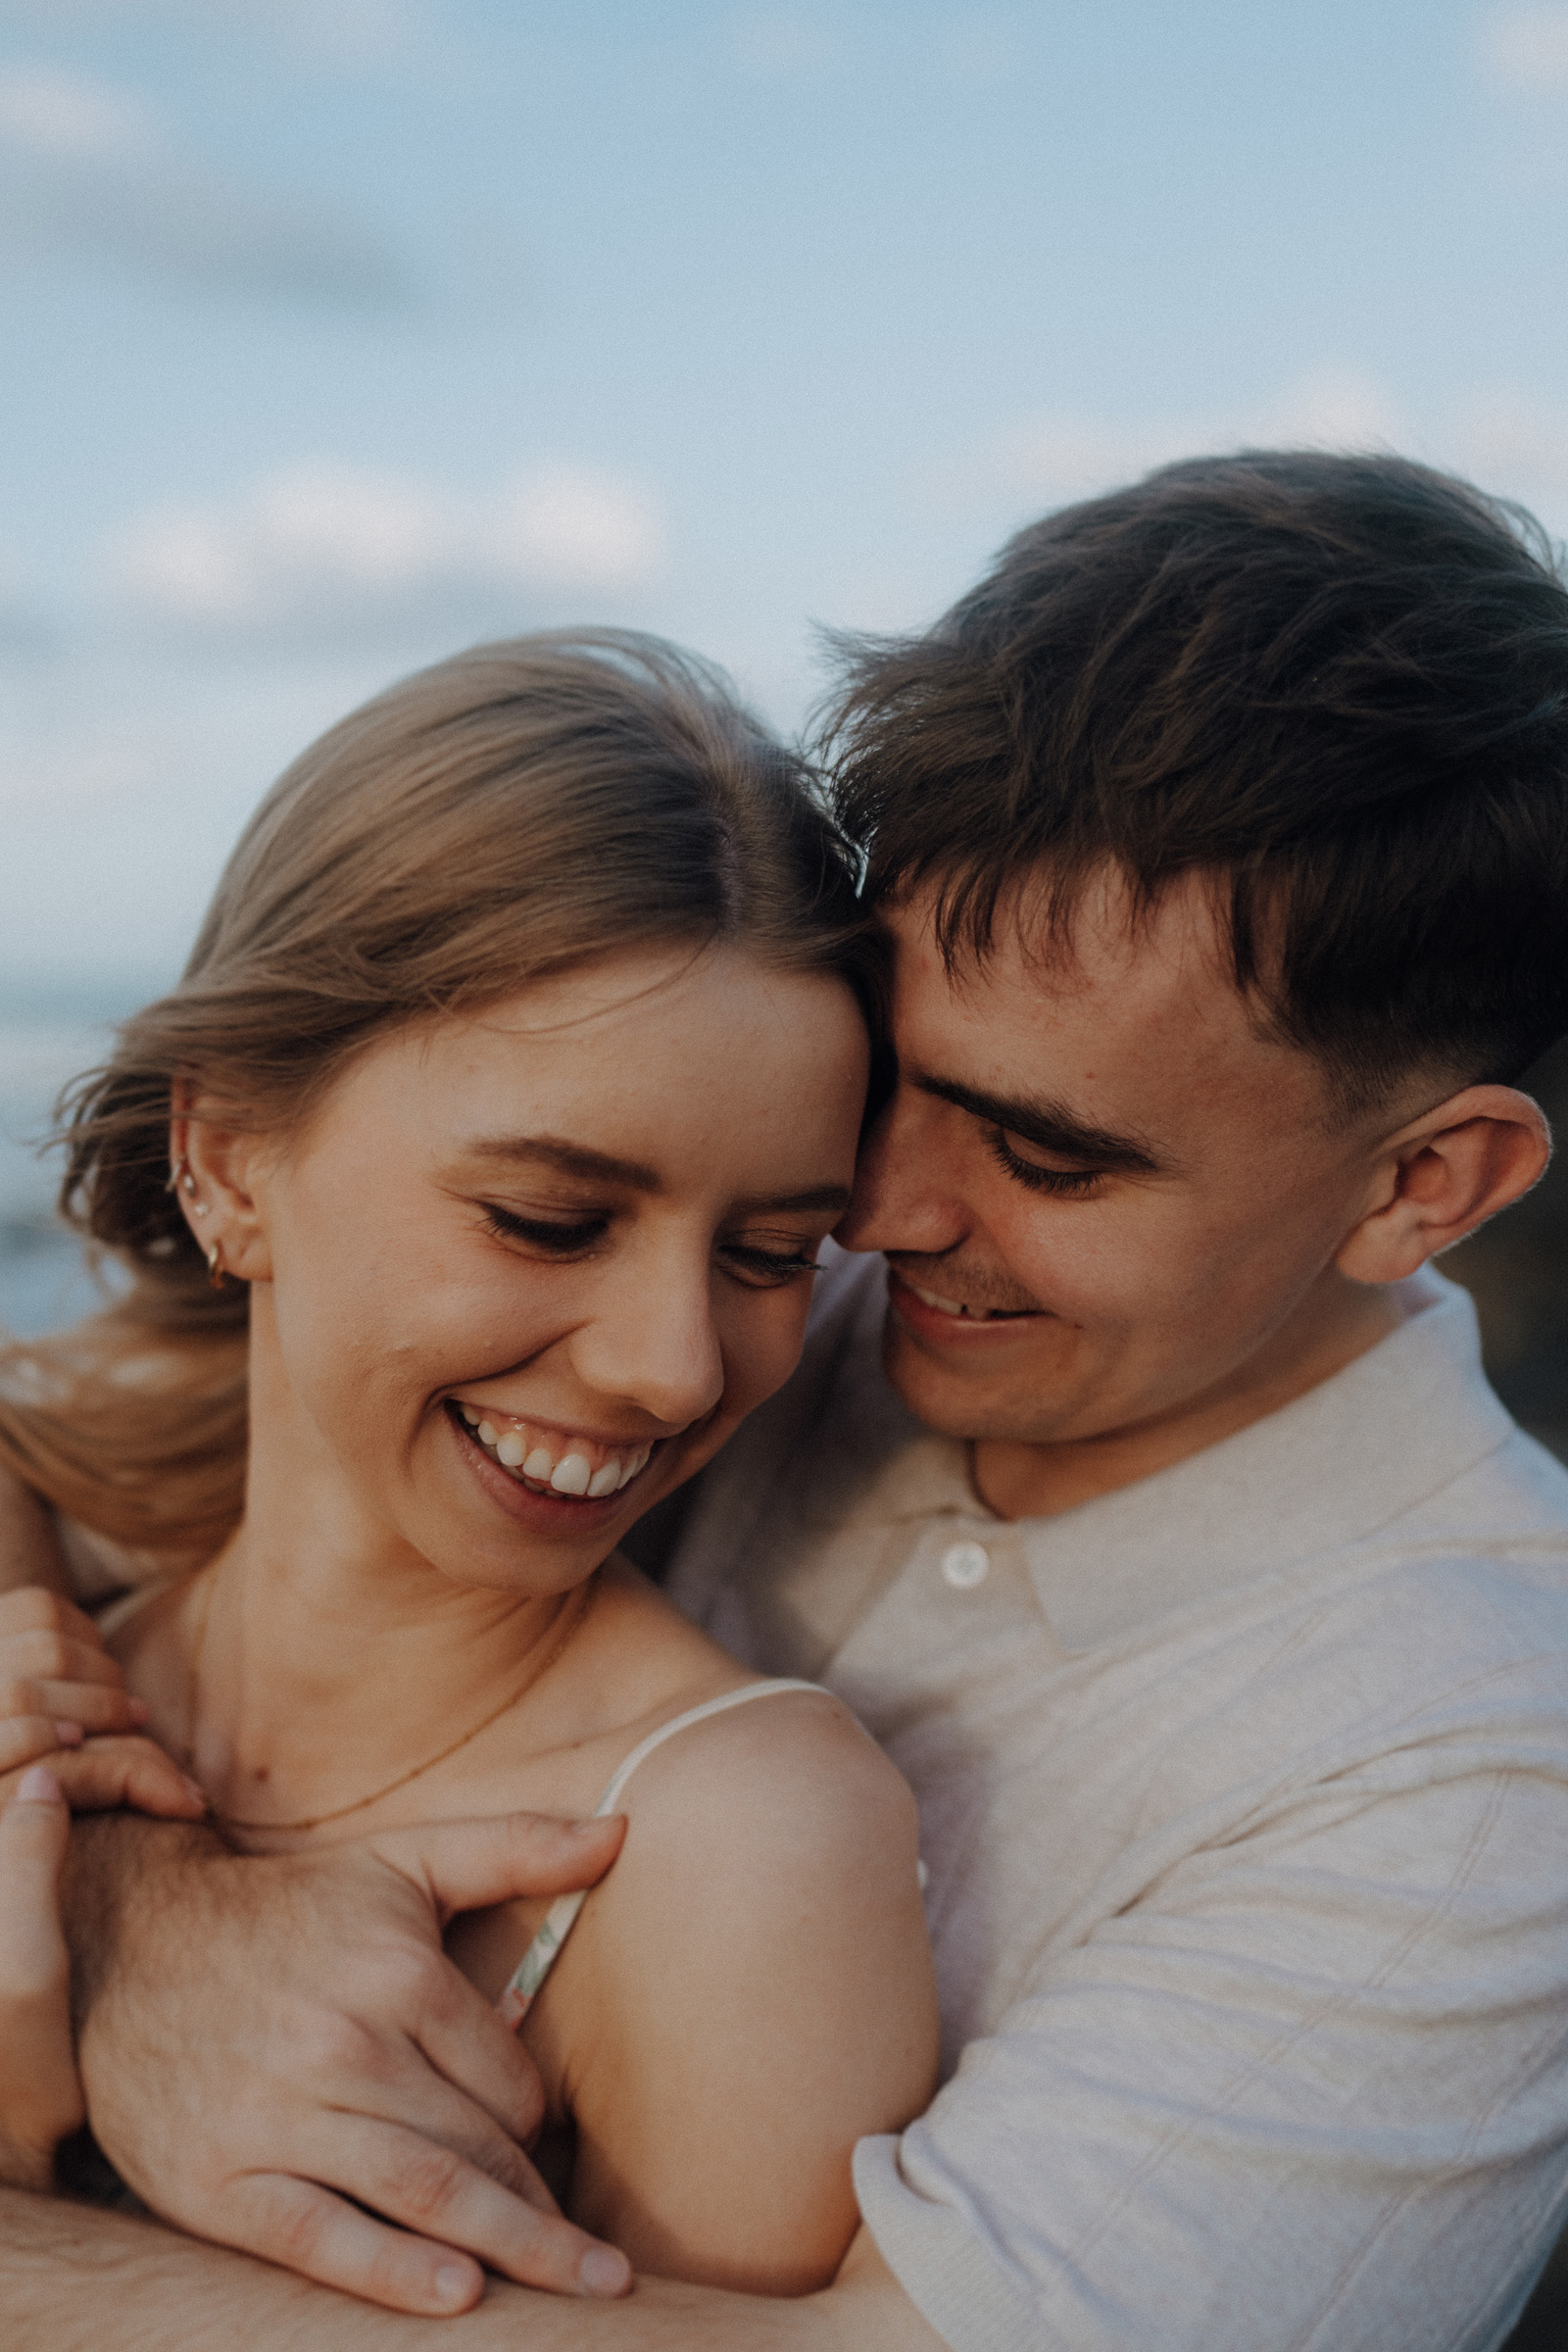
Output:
[{"xmin": 883, "ymin": 1253, "xmax": 1048, "ymax": 1318}]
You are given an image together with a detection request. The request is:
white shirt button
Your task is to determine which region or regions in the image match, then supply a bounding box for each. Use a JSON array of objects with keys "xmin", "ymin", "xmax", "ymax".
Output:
[{"xmin": 940, "ymin": 1540, "xmax": 991, "ymax": 1590}]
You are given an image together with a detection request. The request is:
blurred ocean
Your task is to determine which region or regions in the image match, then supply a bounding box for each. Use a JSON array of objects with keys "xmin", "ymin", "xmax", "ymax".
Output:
[{"xmin": 0, "ymin": 975, "xmax": 165, "ymax": 1338}]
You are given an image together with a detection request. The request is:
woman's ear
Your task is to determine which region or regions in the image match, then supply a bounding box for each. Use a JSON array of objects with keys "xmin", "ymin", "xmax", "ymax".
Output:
[
  {"xmin": 170, "ymin": 1104, "xmax": 275, "ymax": 1285},
  {"xmin": 1336, "ymin": 1085, "xmax": 1551, "ymax": 1286}
]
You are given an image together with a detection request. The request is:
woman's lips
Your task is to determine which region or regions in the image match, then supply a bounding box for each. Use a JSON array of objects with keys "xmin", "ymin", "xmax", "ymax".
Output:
[
  {"xmin": 446, "ymin": 1403, "xmax": 655, "ymax": 1525},
  {"xmin": 450, "ymin": 1402, "xmax": 652, "ymax": 1497}
]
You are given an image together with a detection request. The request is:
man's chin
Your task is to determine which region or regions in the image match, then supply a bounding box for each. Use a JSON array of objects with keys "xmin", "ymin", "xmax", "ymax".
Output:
[{"xmin": 879, "ymin": 1311, "xmax": 1080, "ymax": 1446}]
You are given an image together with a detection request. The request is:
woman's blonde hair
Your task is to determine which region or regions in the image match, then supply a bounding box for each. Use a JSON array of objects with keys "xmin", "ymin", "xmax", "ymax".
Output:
[{"xmin": 0, "ymin": 631, "xmax": 877, "ymax": 1561}]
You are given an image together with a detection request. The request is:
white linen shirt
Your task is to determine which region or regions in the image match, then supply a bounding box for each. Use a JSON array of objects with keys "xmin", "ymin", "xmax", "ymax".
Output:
[{"xmin": 663, "ymin": 1255, "xmax": 1568, "ymax": 2352}]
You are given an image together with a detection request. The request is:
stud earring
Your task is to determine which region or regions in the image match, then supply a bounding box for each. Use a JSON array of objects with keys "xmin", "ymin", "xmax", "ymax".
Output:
[
  {"xmin": 166, "ymin": 1156, "xmax": 198, "ymax": 1199},
  {"xmin": 205, "ymin": 1241, "xmax": 226, "ymax": 1292}
]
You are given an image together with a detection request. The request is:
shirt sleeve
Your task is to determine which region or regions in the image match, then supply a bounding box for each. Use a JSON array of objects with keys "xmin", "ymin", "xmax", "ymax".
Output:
[{"xmin": 855, "ymin": 1743, "xmax": 1568, "ymax": 2352}]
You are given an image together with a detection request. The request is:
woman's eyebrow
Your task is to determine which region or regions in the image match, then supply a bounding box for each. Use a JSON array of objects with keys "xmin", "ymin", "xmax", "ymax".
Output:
[
  {"xmin": 461, "ymin": 1139, "xmax": 852, "ymax": 1215},
  {"xmin": 464, "ymin": 1135, "xmax": 663, "ymax": 1192},
  {"xmin": 913, "ymin": 1074, "xmax": 1165, "ymax": 1174},
  {"xmin": 729, "ymin": 1184, "xmax": 853, "ymax": 1215}
]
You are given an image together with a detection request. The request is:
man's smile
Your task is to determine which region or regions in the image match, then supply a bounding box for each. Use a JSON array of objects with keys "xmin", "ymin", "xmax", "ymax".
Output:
[{"xmin": 887, "ymin": 1266, "xmax": 1049, "ymax": 1332}]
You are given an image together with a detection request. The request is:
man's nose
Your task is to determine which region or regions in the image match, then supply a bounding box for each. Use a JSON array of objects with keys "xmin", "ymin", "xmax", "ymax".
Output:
[
  {"xmin": 571, "ymin": 1248, "xmax": 725, "ymax": 1431},
  {"xmin": 837, "ymin": 1086, "xmax": 969, "ymax": 1256}
]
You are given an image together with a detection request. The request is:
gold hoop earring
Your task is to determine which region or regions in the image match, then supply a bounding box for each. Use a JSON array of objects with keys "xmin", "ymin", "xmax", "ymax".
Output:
[{"xmin": 205, "ymin": 1241, "xmax": 226, "ymax": 1292}]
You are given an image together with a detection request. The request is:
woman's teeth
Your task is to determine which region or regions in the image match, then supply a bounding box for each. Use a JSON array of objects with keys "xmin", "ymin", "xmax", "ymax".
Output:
[{"xmin": 459, "ymin": 1406, "xmax": 651, "ymax": 1497}]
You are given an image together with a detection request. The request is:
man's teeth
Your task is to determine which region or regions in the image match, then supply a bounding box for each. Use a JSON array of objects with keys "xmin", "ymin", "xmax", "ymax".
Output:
[
  {"xmin": 459, "ymin": 1405, "xmax": 652, "ymax": 1495},
  {"xmin": 909, "ymin": 1284, "xmax": 975, "ymax": 1318},
  {"xmin": 906, "ymin": 1283, "xmax": 1030, "ymax": 1322}
]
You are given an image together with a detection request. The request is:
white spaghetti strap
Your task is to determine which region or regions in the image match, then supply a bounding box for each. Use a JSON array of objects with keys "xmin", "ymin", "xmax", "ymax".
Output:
[{"xmin": 497, "ymin": 1678, "xmax": 825, "ymax": 2028}]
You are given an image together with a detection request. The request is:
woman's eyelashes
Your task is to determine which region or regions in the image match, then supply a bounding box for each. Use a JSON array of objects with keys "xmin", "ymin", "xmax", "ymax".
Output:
[
  {"xmin": 478, "ymin": 1200, "xmax": 822, "ymax": 1284},
  {"xmin": 988, "ymin": 1129, "xmax": 1104, "ymax": 1199},
  {"xmin": 481, "ymin": 1202, "xmax": 610, "ymax": 1253},
  {"xmin": 719, "ymin": 1238, "xmax": 823, "ymax": 1287}
]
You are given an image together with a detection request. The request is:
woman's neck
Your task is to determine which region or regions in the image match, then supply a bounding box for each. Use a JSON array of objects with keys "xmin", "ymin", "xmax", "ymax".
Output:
[{"xmin": 186, "ymin": 1317, "xmax": 574, "ymax": 1831}]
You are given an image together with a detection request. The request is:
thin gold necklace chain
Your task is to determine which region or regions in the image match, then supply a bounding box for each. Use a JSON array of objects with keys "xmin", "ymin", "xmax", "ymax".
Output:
[{"xmin": 182, "ymin": 1565, "xmax": 601, "ymax": 1835}]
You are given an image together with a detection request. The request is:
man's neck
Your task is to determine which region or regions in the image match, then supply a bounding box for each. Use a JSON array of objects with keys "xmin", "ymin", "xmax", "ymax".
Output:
[{"xmin": 971, "ymin": 1275, "xmax": 1410, "ymax": 1523}]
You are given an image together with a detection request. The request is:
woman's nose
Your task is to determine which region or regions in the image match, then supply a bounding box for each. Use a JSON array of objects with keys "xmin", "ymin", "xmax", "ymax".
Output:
[{"xmin": 572, "ymin": 1252, "xmax": 725, "ymax": 1431}]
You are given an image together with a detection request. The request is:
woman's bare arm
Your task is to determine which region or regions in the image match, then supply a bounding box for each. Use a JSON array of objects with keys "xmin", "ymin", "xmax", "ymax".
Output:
[
  {"xmin": 546, "ymin": 1693, "xmax": 940, "ymax": 2295},
  {"xmin": 0, "ymin": 1470, "xmax": 69, "ymax": 1598}
]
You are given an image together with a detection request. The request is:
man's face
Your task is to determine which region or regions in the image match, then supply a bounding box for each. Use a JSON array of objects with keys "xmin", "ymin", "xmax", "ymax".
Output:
[{"xmin": 838, "ymin": 870, "xmax": 1412, "ymax": 1449}]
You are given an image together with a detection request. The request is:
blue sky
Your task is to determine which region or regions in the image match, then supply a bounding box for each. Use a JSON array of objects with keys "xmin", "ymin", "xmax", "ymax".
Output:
[{"xmin": 4, "ymin": 0, "xmax": 1568, "ymax": 985}]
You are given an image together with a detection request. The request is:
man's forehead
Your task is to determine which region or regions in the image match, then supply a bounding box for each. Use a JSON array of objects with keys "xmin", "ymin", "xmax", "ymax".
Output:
[
  {"xmin": 883, "ymin": 873, "xmax": 1337, "ymax": 1135},
  {"xmin": 887, "ymin": 870, "xmax": 1245, "ymax": 1023}
]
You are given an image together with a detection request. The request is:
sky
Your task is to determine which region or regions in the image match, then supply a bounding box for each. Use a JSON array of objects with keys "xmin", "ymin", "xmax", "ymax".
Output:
[{"xmin": 4, "ymin": 0, "xmax": 1568, "ymax": 988}]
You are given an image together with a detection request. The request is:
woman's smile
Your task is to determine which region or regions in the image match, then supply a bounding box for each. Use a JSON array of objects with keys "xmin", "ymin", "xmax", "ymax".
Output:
[{"xmin": 448, "ymin": 1399, "xmax": 656, "ymax": 1497}]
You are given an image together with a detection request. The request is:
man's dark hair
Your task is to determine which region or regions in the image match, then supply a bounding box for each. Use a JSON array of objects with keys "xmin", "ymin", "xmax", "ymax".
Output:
[{"xmin": 824, "ymin": 450, "xmax": 1568, "ymax": 1109}]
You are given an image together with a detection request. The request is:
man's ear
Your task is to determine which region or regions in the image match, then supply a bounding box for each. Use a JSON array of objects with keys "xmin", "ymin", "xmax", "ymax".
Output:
[
  {"xmin": 1336, "ymin": 1085, "xmax": 1551, "ymax": 1286},
  {"xmin": 170, "ymin": 1101, "xmax": 275, "ymax": 1285}
]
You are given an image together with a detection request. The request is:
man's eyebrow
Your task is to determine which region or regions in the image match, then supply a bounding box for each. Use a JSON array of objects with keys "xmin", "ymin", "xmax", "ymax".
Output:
[
  {"xmin": 460, "ymin": 1140, "xmax": 852, "ymax": 1216},
  {"xmin": 463, "ymin": 1136, "xmax": 663, "ymax": 1193},
  {"xmin": 914, "ymin": 1075, "xmax": 1166, "ymax": 1175}
]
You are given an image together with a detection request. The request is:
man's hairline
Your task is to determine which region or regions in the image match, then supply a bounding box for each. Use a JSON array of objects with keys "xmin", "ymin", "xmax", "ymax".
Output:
[{"xmin": 873, "ymin": 855, "xmax": 1506, "ymax": 1140}]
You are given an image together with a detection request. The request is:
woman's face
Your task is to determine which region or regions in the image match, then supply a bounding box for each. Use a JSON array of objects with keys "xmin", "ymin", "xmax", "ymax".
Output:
[{"xmin": 198, "ymin": 944, "xmax": 868, "ymax": 1597}]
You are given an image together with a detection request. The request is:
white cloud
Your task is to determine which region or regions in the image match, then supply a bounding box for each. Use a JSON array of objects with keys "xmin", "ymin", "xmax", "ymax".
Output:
[
  {"xmin": 1449, "ymin": 389, "xmax": 1568, "ymax": 524},
  {"xmin": 986, "ymin": 368, "xmax": 1401, "ymax": 507},
  {"xmin": 0, "ymin": 2, "xmax": 424, "ymax": 66},
  {"xmin": 0, "ymin": 64, "xmax": 409, "ymax": 305},
  {"xmin": 0, "ymin": 65, "xmax": 154, "ymax": 159},
  {"xmin": 1478, "ymin": 4, "xmax": 1568, "ymax": 92},
  {"xmin": 109, "ymin": 462, "xmax": 664, "ymax": 642},
  {"xmin": 723, "ymin": 8, "xmax": 835, "ymax": 74},
  {"xmin": 968, "ymin": 369, "xmax": 1568, "ymax": 547}
]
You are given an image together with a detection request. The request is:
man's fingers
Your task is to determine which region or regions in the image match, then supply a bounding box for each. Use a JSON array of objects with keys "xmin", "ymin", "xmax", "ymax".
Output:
[
  {"xmin": 411, "ymin": 1965, "xmax": 551, "ymax": 2152},
  {"xmin": 0, "ymin": 1677, "xmax": 147, "ymax": 1736},
  {"xmin": 0, "ymin": 1587, "xmax": 105, "ymax": 1647},
  {"xmin": 300, "ymin": 2116, "xmax": 631, "ymax": 2300},
  {"xmin": 0, "ymin": 1716, "xmax": 83, "ymax": 1774},
  {"xmin": 1, "ymin": 1739, "xmax": 207, "ymax": 1822},
  {"xmin": 374, "ymin": 1809, "xmax": 627, "ymax": 1923},
  {"xmin": 0, "ymin": 1631, "xmax": 126, "ymax": 1690},
  {"xmin": 0, "ymin": 1766, "xmax": 86, "ymax": 2161},
  {"xmin": 217, "ymin": 2172, "xmax": 486, "ymax": 2318},
  {"xmin": 0, "ymin": 1766, "xmax": 71, "ymax": 1990}
]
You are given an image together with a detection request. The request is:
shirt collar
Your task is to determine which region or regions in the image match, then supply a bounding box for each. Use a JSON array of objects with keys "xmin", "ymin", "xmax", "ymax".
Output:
[{"xmin": 826, "ymin": 1258, "xmax": 1514, "ymax": 1653}]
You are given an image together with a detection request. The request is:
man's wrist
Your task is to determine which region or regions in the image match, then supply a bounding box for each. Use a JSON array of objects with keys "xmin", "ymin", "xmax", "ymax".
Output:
[{"xmin": 64, "ymin": 1812, "xmax": 225, "ymax": 2029}]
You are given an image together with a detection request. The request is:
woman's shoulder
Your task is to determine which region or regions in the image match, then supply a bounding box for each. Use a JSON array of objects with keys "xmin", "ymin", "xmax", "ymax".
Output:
[
  {"xmin": 593, "ymin": 1670, "xmax": 921, "ymax": 1938},
  {"xmin": 586, "ymin": 1556, "xmax": 917, "ymax": 1857}
]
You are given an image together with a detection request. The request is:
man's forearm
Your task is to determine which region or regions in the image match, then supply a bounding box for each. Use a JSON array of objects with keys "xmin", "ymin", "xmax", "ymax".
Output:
[
  {"xmin": 64, "ymin": 1813, "xmax": 224, "ymax": 2027},
  {"xmin": 0, "ymin": 2193, "xmax": 925, "ymax": 2352}
]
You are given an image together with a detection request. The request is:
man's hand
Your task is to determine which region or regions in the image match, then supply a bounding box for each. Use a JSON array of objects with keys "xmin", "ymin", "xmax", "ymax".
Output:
[
  {"xmin": 0, "ymin": 1766, "xmax": 84, "ymax": 2190},
  {"xmin": 0, "ymin": 1585, "xmax": 154, "ymax": 1741},
  {"xmin": 0, "ymin": 1584, "xmax": 208, "ymax": 1821},
  {"xmin": 72, "ymin": 1808, "xmax": 633, "ymax": 2317}
]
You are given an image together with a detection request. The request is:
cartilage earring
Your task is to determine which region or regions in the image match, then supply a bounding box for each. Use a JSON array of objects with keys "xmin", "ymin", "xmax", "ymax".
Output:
[
  {"xmin": 206, "ymin": 1241, "xmax": 226, "ymax": 1291},
  {"xmin": 166, "ymin": 1155, "xmax": 197, "ymax": 1199}
]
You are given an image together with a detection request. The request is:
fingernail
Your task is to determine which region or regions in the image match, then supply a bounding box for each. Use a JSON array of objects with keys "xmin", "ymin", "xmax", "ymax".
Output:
[
  {"xmin": 577, "ymin": 2244, "xmax": 631, "ymax": 2297},
  {"xmin": 52, "ymin": 1722, "xmax": 83, "ymax": 1747},
  {"xmin": 570, "ymin": 1813, "xmax": 620, "ymax": 1835},
  {"xmin": 16, "ymin": 1766, "xmax": 62, "ymax": 1805},
  {"xmin": 432, "ymin": 2263, "xmax": 473, "ymax": 2309},
  {"xmin": 127, "ymin": 1697, "xmax": 150, "ymax": 1725}
]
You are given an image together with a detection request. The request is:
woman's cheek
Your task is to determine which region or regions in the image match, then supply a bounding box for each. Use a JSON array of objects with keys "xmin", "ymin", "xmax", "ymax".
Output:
[{"xmin": 721, "ymin": 1285, "xmax": 816, "ymax": 1420}]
